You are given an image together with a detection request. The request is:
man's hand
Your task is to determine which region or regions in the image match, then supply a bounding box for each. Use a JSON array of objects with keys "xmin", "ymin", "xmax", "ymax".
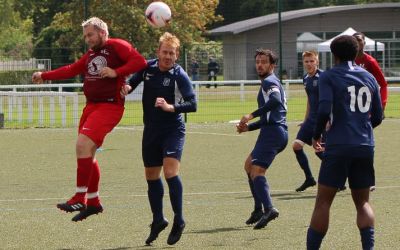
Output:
[
  {"xmin": 120, "ymin": 85, "xmax": 132, "ymax": 98},
  {"xmin": 155, "ymin": 97, "xmax": 174, "ymax": 112},
  {"xmin": 100, "ymin": 67, "xmax": 117, "ymax": 78},
  {"xmin": 312, "ymin": 138, "xmax": 323, "ymax": 152},
  {"xmin": 236, "ymin": 122, "xmax": 248, "ymax": 134},
  {"xmin": 239, "ymin": 114, "xmax": 253, "ymax": 126},
  {"xmin": 32, "ymin": 72, "xmax": 44, "ymax": 84}
]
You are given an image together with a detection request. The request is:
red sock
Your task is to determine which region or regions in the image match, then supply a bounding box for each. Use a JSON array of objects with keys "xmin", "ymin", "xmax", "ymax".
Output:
[
  {"xmin": 74, "ymin": 157, "xmax": 93, "ymax": 203},
  {"xmin": 87, "ymin": 159, "xmax": 101, "ymax": 206}
]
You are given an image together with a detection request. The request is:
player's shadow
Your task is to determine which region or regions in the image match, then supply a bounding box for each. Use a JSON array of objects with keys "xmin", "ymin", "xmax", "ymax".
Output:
[
  {"xmin": 236, "ymin": 192, "xmax": 317, "ymax": 201},
  {"xmin": 273, "ymin": 192, "xmax": 316, "ymax": 200},
  {"xmin": 188, "ymin": 226, "xmax": 247, "ymax": 235}
]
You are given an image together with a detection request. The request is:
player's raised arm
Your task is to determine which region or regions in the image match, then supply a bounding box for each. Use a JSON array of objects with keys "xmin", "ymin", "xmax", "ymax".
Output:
[{"xmin": 32, "ymin": 72, "xmax": 44, "ymax": 84}]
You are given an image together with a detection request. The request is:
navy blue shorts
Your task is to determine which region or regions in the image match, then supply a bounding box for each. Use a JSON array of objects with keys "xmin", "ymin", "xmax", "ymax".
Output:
[
  {"xmin": 142, "ymin": 124, "xmax": 185, "ymax": 167},
  {"xmin": 295, "ymin": 120, "xmax": 315, "ymax": 145},
  {"xmin": 251, "ymin": 125, "xmax": 288, "ymax": 169},
  {"xmin": 318, "ymin": 153, "xmax": 375, "ymax": 189}
]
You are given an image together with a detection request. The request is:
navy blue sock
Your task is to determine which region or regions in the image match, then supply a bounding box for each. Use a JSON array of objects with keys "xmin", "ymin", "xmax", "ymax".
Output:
[
  {"xmin": 315, "ymin": 151, "xmax": 324, "ymax": 160},
  {"xmin": 166, "ymin": 175, "xmax": 184, "ymax": 224},
  {"xmin": 247, "ymin": 174, "xmax": 262, "ymax": 211},
  {"xmin": 253, "ymin": 176, "xmax": 273, "ymax": 211},
  {"xmin": 307, "ymin": 227, "xmax": 325, "ymax": 250},
  {"xmin": 295, "ymin": 149, "xmax": 313, "ymax": 179},
  {"xmin": 360, "ymin": 227, "xmax": 374, "ymax": 250},
  {"xmin": 147, "ymin": 179, "xmax": 164, "ymax": 222}
]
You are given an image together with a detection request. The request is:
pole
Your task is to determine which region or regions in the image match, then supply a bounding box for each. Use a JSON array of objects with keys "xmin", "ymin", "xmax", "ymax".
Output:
[{"xmin": 277, "ymin": 0, "xmax": 283, "ymax": 82}]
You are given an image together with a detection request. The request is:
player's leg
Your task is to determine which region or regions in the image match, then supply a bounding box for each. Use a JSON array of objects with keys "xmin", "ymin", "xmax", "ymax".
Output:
[
  {"xmin": 307, "ymin": 154, "xmax": 346, "ymax": 249},
  {"xmin": 57, "ymin": 133, "xmax": 97, "ymax": 213},
  {"xmin": 145, "ymin": 166, "xmax": 168, "ymax": 245},
  {"xmin": 250, "ymin": 165, "xmax": 279, "ymax": 230},
  {"xmin": 351, "ymin": 188, "xmax": 375, "ymax": 250},
  {"xmin": 56, "ymin": 105, "xmax": 96, "ymax": 213},
  {"xmin": 293, "ymin": 124, "xmax": 316, "ymax": 192},
  {"xmin": 244, "ymin": 154, "xmax": 263, "ymax": 225},
  {"xmin": 307, "ymin": 184, "xmax": 337, "ymax": 250},
  {"xmin": 143, "ymin": 128, "xmax": 168, "ymax": 245},
  {"xmin": 163, "ymin": 157, "xmax": 185, "ymax": 245},
  {"xmin": 162, "ymin": 127, "xmax": 186, "ymax": 245},
  {"xmin": 250, "ymin": 126, "xmax": 287, "ymax": 229},
  {"xmin": 348, "ymin": 156, "xmax": 375, "ymax": 250},
  {"xmin": 71, "ymin": 103, "xmax": 123, "ymax": 221}
]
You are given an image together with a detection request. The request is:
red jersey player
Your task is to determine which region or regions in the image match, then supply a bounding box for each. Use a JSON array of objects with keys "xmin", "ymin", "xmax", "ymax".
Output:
[
  {"xmin": 353, "ymin": 32, "xmax": 388, "ymax": 110},
  {"xmin": 32, "ymin": 17, "xmax": 147, "ymax": 221}
]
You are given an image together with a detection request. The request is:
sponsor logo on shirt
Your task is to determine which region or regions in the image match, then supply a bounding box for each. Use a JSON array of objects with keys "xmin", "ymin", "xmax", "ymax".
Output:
[
  {"xmin": 313, "ymin": 80, "xmax": 318, "ymax": 87},
  {"xmin": 100, "ymin": 49, "xmax": 109, "ymax": 55}
]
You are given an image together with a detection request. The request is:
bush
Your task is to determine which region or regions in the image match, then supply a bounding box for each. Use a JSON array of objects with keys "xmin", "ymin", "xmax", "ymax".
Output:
[{"xmin": 0, "ymin": 70, "xmax": 35, "ymax": 85}]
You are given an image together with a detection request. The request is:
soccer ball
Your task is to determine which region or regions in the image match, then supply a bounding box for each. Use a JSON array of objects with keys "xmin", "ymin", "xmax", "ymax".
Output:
[{"xmin": 145, "ymin": 2, "xmax": 172, "ymax": 28}]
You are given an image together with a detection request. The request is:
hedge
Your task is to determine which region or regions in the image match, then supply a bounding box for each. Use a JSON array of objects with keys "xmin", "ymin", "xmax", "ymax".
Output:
[{"xmin": 0, "ymin": 70, "xmax": 36, "ymax": 85}]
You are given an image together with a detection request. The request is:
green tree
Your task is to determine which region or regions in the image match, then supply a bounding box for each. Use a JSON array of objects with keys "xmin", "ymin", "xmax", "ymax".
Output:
[
  {"xmin": 38, "ymin": 0, "xmax": 221, "ymax": 59},
  {"xmin": 0, "ymin": 0, "xmax": 33, "ymax": 59}
]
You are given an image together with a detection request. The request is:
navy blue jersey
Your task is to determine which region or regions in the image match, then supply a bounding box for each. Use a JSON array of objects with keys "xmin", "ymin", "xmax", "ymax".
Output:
[
  {"xmin": 127, "ymin": 59, "xmax": 197, "ymax": 127},
  {"xmin": 317, "ymin": 61, "xmax": 382, "ymax": 152},
  {"xmin": 303, "ymin": 69, "xmax": 323, "ymax": 122},
  {"xmin": 250, "ymin": 73, "xmax": 287, "ymax": 128}
]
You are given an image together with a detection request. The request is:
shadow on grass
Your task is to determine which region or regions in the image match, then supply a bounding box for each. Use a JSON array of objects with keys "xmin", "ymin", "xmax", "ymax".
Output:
[
  {"xmin": 188, "ymin": 226, "xmax": 247, "ymax": 235},
  {"xmin": 100, "ymin": 246, "xmax": 173, "ymax": 250},
  {"xmin": 236, "ymin": 192, "xmax": 319, "ymax": 201}
]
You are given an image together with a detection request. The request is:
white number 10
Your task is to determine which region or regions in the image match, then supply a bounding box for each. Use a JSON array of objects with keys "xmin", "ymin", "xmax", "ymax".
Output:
[{"xmin": 347, "ymin": 86, "xmax": 371, "ymax": 113}]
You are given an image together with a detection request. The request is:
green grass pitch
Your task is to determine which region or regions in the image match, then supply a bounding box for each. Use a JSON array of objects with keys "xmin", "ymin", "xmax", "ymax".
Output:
[{"xmin": 0, "ymin": 120, "xmax": 399, "ymax": 249}]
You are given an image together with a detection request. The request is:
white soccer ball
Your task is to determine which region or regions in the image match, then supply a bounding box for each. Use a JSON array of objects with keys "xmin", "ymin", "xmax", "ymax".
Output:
[{"xmin": 145, "ymin": 2, "xmax": 172, "ymax": 28}]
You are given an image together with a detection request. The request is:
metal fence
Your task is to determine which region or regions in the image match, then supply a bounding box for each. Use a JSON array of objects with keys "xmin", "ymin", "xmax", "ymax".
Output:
[
  {"xmin": 0, "ymin": 80, "xmax": 399, "ymax": 129},
  {"xmin": 0, "ymin": 58, "xmax": 51, "ymax": 71}
]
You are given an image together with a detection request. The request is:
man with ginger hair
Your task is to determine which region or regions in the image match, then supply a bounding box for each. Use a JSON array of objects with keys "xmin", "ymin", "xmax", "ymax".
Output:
[{"xmin": 121, "ymin": 32, "xmax": 197, "ymax": 246}]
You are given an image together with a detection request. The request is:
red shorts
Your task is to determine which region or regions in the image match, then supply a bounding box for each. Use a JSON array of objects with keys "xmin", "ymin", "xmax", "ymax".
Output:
[{"xmin": 78, "ymin": 103, "xmax": 124, "ymax": 147}]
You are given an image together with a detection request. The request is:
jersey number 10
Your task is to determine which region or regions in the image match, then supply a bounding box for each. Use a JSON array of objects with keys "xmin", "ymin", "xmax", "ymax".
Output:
[{"xmin": 347, "ymin": 86, "xmax": 371, "ymax": 113}]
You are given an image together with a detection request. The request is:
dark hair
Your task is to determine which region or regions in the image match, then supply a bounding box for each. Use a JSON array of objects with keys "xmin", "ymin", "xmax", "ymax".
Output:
[
  {"xmin": 254, "ymin": 48, "xmax": 278, "ymax": 65},
  {"xmin": 330, "ymin": 35, "xmax": 358, "ymax": 61},
  {"xmin": 352, "ymin": 31, "xmax": 365, "ymax": 40}
]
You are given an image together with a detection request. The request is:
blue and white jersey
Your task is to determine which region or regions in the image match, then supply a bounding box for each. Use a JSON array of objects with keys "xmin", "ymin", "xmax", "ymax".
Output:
[
  {"xmin": 303, "ymin": 69, "xmax": 322, "ymax": 122},
  {"xmin": 253, "ymin": 73, "xmax": 287, "ymax": 128},
  {"xmin": 127, "ymin": 59, "xmax": 196, "ymax": 127},
  {"xmin": 319, "ymin": 61, "xmax": 382, "ymax": 148}
]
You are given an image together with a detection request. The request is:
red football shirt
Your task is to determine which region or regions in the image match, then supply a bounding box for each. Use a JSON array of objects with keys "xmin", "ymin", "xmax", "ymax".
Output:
[
  {"xmin": 355, "ymin": 52, "xmax": 388, "ymax": 108},
  {"xmin": 42, "ymin": 38, "xmax": 146, "ymax": 105}
]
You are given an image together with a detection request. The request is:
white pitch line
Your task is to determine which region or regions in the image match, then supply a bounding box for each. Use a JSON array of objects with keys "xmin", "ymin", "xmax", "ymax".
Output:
[
  {"xmin": 1, "ymin": 186, "xmax": 399, "ymax": 203},
  {"xmin": 187, "ymin": 131, "xmax": 242, "ymax": 137},
  {"xmin": 114, "ymin": 127, "xmax": 241, "ymax": 137}
]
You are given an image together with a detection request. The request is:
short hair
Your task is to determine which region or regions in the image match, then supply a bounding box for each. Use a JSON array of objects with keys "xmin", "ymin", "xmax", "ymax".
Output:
[
  {"xmin": 254, "ymin": 48, "xmax": 278, "ymax": 65},
  {"xmin": 159, "ymin": 32, "xmax": 180, "ymax": 51},
  {"xmin": 353, "ymin": 32, "xmax": 365, "ymax": 40},
  {"xmin": 302, "ymin": 50, "xmax": 319, "ymax": 60},
  {"xmin": 330, "ymin": 35, "xmax": 359, "ymax": 61},
  {"xmin": 82, "ymin": 17, "xmax": 109, "ymax": 36}
]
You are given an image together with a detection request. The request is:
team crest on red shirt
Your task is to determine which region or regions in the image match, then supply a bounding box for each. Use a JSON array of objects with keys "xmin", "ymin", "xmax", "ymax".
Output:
[{"xmin": 88, "ymin": 56, "xmax": 107, "ymax": 76}]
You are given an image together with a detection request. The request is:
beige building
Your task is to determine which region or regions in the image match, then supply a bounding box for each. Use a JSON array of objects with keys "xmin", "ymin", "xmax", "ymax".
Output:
[{"xmin": 209, "ymin": 3, "xmax": 400, "ymax": 80}]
